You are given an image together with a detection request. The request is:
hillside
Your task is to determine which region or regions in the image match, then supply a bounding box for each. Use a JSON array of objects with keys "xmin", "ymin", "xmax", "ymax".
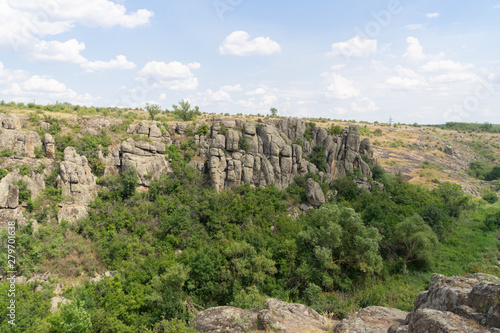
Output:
[{"xmin": 0, "ymin": 105, "xmax": 500, "ymax": 332}]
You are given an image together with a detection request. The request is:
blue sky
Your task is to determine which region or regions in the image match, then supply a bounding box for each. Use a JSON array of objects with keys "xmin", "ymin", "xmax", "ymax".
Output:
[{"xmin": 0, "ymin": 0, "xmax": 499, "ymax": 124}]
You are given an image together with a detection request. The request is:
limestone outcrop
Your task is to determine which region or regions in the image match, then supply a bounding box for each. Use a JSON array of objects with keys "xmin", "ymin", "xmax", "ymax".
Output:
[
  {"xmin": 56, "ymin": 147, "xmax": 98, "ymax": 206},
  {"xmin": 194, "ymin": 298, "xmax": 336, "ymax": 333},
  {"xmin": 203, "ymin": 119, "xmax": 374, "ymax": 192},
  {"xmin": 306, "ymin": 178, "xmax": 326, "ymax": 207},
  {"xmin": 0, "ymin": 128, "xmax": 42, "ymax": 158},
  {"xmin": 120, "ymin": 138, "xmax": 171, "ymax": 187},
  {"xmin": 335, "ymin": 306, "xmax": 408, "ymax": 332},
  {"xmin": 389, "ymin": 273, "xmax": 500, "ymax": 333}
]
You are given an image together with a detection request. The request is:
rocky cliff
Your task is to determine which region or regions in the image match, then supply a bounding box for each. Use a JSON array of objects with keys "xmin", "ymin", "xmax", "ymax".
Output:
[
  {"xmin": 193, "ymin": 273, "xmax": 500, "ymax": 333},
  {"xmin": 0, "ymin": 114, "xmax": 376, "ymax": 228}
]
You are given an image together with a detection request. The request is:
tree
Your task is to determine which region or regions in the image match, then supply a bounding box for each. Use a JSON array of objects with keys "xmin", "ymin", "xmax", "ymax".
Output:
[
  {"xmin": 145, "ymin": 103, "xmax": 162, "ymax": 120},
  {"xmin": 394, "ymin": 214, "xmax": 438, "ymax": 269},
  {"xmin": 120, "ymin": 167, "xmax": 139, "ymax": 200},
  {"xmin": 269, "ymin": 107, "xmax": 278, "ymax": 117},
  {"xmin": 170, "ymin": 100, "xmax": 201, "ymax": 121},
  {"xmin": 297, "ymin": 203, "xmax": 382, "ymax": 291}
]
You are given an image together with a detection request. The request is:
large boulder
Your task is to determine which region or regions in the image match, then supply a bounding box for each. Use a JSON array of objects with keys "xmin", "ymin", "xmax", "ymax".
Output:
[
  {"xmin": 194, "ymin": 298, "xmax": 336, "ymax": 333},
  {"xmin": 305, "ymin": 178, "xmax": 325, "ymax": 207},
  {"xmin": 391, "ymin": 273, "xmax": 500, "ymax": 332},
  {"xmin": 335, "ymin": 306, "xmax": 408, "ymax": 333},
  {"xmin": 56, "ymin": 147, "xmax": 98, "ymax": 206},
  {"xmin": 0, "ymin": 128, "xmax": 42, "ymax": 158},
  {"xmin": 121, "ymin": 138, "xmax": 171, "ymax": 187}
]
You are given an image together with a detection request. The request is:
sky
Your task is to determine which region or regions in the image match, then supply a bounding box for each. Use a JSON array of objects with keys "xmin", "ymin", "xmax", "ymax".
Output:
[{"xmin": 0, "ymin": 0, "xmax": 499, "ymax": 124}]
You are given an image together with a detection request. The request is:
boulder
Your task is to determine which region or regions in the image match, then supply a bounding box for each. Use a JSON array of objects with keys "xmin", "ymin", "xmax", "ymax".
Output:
[
  {"xmin": 56, "ymin": 147, "xmax": 98, "ymax": 206},
  {"xmin": 0, "ymin": 129, "xmax": 42, "ymax": 158},
  {"xmin": 194, "ymin": 306, "xmax": 257, "ymax": 333},
  {"xmin": 335, "ymin": 306, "xmax": 408, "ymax": 333},
  {"xmin": 305, "ymin": 178, "xmax": 325, "ymax": 207},
  {"xmin": 57, "ymin": 205, "xmax": 88, "ymax": 224},
  {"xmin": 44, "ymin": 133, "xmax": 55, "ymax": 159}
]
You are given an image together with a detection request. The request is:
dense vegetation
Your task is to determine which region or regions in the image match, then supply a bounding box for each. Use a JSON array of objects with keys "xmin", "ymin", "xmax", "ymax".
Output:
[
  {"xmin": 435, "ymin": 122, "xmax": 500, "ymax": 133},
  {"xmin": 1, "ymin": 150, "xmax": 499, "ymax": 332}
]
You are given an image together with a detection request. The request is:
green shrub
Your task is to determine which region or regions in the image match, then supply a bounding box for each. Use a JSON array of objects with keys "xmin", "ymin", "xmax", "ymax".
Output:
[
  {"xmin": 0, "ymin": 148, "xmax": 15, "ymax": 157},
  {"xmin": 14, "ymin": 179, "xmax": 31, "ymax": 202},
  {"xmin": 328, "ymin": 124, "xmax": 343, "ymax": 135},
  {"xmin": 309, "ymin": 145, "xmax": 327, "ymax": 172},
  {"xmin": 482, "ymin": 192, "xmax": 499, "ymax": 204},
  {"xmin": 238, "ymin": 135, "xmax": 249, "ymax": 151},
  {"xmin": 19, "ymin": 164, "xmax": 30, "ymax": 176},
  {"xmin": 194, "ymin": 124, "xmax": 210, "ymax": 136},
  {"xmin": 0, "ymin": 168, "xmax": 8, "ymax": 180},
  {"xmin": 35, "ymin": 146, "xmax": 45, "ymax": 158}
]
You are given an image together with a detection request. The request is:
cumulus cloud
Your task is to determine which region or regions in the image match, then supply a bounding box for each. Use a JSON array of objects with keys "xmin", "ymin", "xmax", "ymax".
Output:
[
  {"xmin": 219, "ymin": 31, "xmax": 281, "ymax": 56},
  {"xmin": 322, "ymin": 72, "xmax": 360, "ymax": 100},
  {"xmin": 136, "ymin": 61, "xmax": 201, "ymax": 90},
  {"xmin": 0, "ymin": 62, "xmax": 96, "ymax": 105},
  {"xmin": 29, "ymin": 39, "xmax": 86, "ymax": 63},
  {"xmin": 421, "ymin": 60, "xmax": 474, "ymax": 72},
  {"xmin": 426, "ymin": 13, "xmax": 440, "ymax": 19},
  {"xmin": 329, "ymin": 36, "xmax": 377, "ymax": 58},
  {"xmin": 82, "ymin": 55, "xmax": 136, "ymax": 72},
  {"xmin": 220, "ymin": 84, "xmax": 243, "ymax": 92},
  {"xmin": 403, "ymin": 36, "xmax": 426, "ymax": 63}
]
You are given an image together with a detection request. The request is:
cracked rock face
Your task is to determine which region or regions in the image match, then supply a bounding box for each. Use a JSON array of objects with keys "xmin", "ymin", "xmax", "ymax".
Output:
[
  {"xmin": 204, "ymin": 119, "xmax": 373, "ymax": 192},
  {"xmin": 120, "ymin": 138, "xmax": 171, "ymax": 187},
  {"xmin": 390, "ymin": 273, "xmax": 500, "ymax": 333},
  {"xmin": 56, "ymin": 147, "xmax": 98, "ymax": 206}
]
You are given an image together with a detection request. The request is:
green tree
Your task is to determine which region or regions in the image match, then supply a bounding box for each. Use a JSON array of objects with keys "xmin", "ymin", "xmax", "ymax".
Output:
[
  {"xmin": 297, "ymin": 203, "xmax": 382, "ymax": 291},
  {"xmin": 309, "ymin": 145, "xmax": 327, "ymax": 172},
  {"xmin": 170, "ymin": 100, "xmax": 201, "ymax": 121},
  {"xmin": 120, "ymin": 167, "xmax": 139, "ymax": 200},
  {"xmin": 145, "ymin": 103, "xmax": 162, "ymax": 120},
  {"xmin": 394, "ymin": 214, "xmax": 438, "ymax": 269},
  {"xmin": 269, "ymin": 107, "xmax": 278, "ymax": 117}
]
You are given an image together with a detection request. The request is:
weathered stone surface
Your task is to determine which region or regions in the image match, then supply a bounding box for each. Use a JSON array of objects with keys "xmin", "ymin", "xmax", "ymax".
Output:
[
  {"xmin": 78, "ymin": 116, "xmax": 122, "ymax": 133},
  {"xmin": 305, "ymin": 178, "xmax": 325, "ymax": 207},
  {"xmin": 44, "ymin": 133, "xmax": 55, "ymax": 159},
  {"xmin": 51, "ymin": 296, "xmax": 71, "ymax": 312},
  {"xmin": 176, "ymin": 122, "xmax": 186, "ymax": 135},
  {"xmin": 334, "ymin": 306, "xmax": 408, "ymax": 333},
  {"xmin": 391, "ymin": 273, "xmax": 500, "ymax": 332},
  {"xmin": 121, "ymin": 138, "xmax": 171, "ymax": 187},
  {"xmin": 0, "ymin": 113, "xmax": 21, "ymax": 130},
  {"xmin": 0, "ymin": 128, "xmax": 42, "ymax": 158},
  {"xmin": 57, "ymin": 205, "xmax": 88, "ymax": 224},
  {"xmin": 195, "ymin": 299, "xmax": 335, "ymax": 333},
  {"xmin": 194, "ymin": 306, "xmax": 257, "ymax": 333},
  {"xmin": 56, "ymin": 147, "xmax": 98, "ymax": 206},
  {"xmin": 226, "ymin": 129, "xmax": 240, "ymax": 152},
  {"xmin": 408, "ymin": 308, "xmax": 488, "ymax": 333}
]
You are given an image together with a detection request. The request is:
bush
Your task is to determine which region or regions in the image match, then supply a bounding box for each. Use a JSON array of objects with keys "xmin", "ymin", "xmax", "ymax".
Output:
[
  {"xmin": 482, "ymin": 192, "xmax": 499, "ymax": 204},
  {"xmin": 309, "ymin": 145, "xmax": 327, "ymax": 172},
  {"xmin": 328, "ymin": 124, "xmax": 343, "ymax": 135},
  {"xmin": 0, "ymin": 168, "xmax": 8, "ymax": 180},
  {"xmin": 194, "ymin": 124, "xmax": 210, "ymax": 136}
]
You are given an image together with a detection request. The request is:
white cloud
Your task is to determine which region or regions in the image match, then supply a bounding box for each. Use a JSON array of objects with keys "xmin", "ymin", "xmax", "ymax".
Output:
[
  {"xmin": 421, "ymin": 60, "xmax": 474, "ymax": 72},
  {"xmin": 137, "ymin": 61, "xmax": 201, "ymax": 90},
  {"xmin": 386, "ymin": 76, "xmax": 428, "ymax": 90},
  {"xmin": 329, "ymin": 36, "xmax": 377, "ymax": 58},
  {"xmin": 220, "ymin": 84, "xmax": 243, "ymax": 92},
  {"xmin": 219, "ymin": 31, "xmax": 281, "ymax": 56},
  {"xmin": 350, "ymin": 98, "xmax": 379, "ymax": 113},
  {"xmin": 0, "ymin": 63, "xmax": 96, "ymax": 105},
  {"xmin": 82, "ymin": 55, "xmax": 136, "ymax": 72},
  {"xmin": 202, "ymin": 89, "xmax": 232, "ymax": 102},
  {"xmin": 322, "ymin": 72, "xmax": 360, "ymax": 100},
  {"xmin": 29, "ymin": 39, "xmax": 86, "ymax": 63},
  {"xmin": 403, "ymin": 36, "xmax": 426, "ymax": 63},
  {"xmin": 331, "ymin": 64, "xmax": 346, "ymax": 70},
  {"xmin": 22, "ymin": 75, "xmax": 67, "ymax": 93},
  {"xmin": 159, "ymin": 93, "xmax": 166, "ymax": 101},
  {"xmin": 429, "ymin": 73, "xmax": 478, "ymax": 83},
  {"xmin": 426, "ymin": 13, "xmax": 440, "ymax": 19},
  {"xmin": 246, "ymin": 87, "xmax": 266, "ymax": 95}
]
